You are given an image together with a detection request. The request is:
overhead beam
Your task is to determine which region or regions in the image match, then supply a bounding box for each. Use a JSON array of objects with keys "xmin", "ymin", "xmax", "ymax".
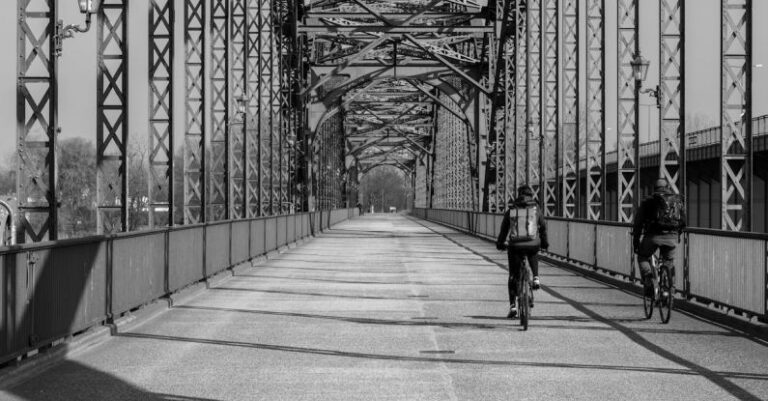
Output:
[
  {"xmin": 298, "ymin": 26, "xmax": 493, "ymax": 34},
  {"xmin": 302, "ymin": 35, "xmax": 388, "ymax": 95},
  {"xmin": 403, "ymin": 34, "xmax": 490, "ymax": 96}
]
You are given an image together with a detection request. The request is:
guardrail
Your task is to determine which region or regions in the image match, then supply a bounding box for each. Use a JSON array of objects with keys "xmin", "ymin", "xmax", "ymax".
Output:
[
  {"xmin": 412, "ymin": 208, "xmax": 767, "ymax": 322},
  {"xmin": 0, "ymin": 208, "xmax": 358, "ymax": 366}
]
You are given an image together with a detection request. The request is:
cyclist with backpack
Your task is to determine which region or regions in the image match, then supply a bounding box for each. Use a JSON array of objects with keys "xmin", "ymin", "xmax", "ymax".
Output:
[
  {"xmin": 632, "ymin": 178, "xmax": 686, "ymax": 296},
  {"xmin": 496, "ymin": 185, "xmax": 549, "ymax": 318}
]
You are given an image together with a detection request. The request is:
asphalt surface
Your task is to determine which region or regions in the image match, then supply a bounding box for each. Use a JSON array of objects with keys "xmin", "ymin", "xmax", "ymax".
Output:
[{"xmin": 3, "ymin": 214, "xmax": 768, "ymax": 401}]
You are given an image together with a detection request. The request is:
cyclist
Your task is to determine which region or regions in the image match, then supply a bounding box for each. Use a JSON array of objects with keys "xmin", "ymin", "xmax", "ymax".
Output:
[
  {"xmin": 496, "ymin": 185, "xmax": 549, "ymax": 319},
  {"xmin": 632, "ymin": 178, "xmax": 686, "ymax": 297}
]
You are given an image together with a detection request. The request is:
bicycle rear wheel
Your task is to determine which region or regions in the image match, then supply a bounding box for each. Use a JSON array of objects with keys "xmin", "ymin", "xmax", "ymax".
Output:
[
  {"xmin": 657, "ymin": 265, "xmax": 674, "ymax": 323},
  {"xmin": 519, "ymin": 287, "xmax": 529, "ymax": 331}
]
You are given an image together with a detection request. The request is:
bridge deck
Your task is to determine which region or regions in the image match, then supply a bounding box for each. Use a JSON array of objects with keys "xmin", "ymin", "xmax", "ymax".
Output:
[{"xmin": 3, "ymin": 215, "xmax": 767, "ymax": 401}]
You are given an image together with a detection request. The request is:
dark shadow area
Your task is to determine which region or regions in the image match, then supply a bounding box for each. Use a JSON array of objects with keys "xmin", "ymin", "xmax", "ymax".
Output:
[
  {"xmin": 114, "ymin": 331, "xmax": 768, "ymax": 382},
  {"xmin": 6, "ymin": 360, "xmax": 221, "ymax": 401},
  {"xmin": 233, "ymin": 273, "xmax": 504, "ymax": 287},
  {"xmin": 209, "ymin": 287, "xmax": 506, "ymax": 303},
  {"xmin": 409, "ymin": 216, "xmax": 768, "ymax": 400}
]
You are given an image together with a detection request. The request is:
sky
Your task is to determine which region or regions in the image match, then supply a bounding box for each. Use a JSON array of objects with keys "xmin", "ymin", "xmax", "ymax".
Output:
[{"xmin": 0, "ymin": 0, "xmax": 766, "ymax": 163}]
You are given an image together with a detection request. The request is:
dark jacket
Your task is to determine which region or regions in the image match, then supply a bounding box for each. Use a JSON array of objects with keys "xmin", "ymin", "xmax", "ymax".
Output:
[
  {"xmin": 632, "ymin": 188, "xmax": 687, "ymax": 249},
  {"xmin": 496, "ymin": 195, "xmax": 549, "ymax": 251}
]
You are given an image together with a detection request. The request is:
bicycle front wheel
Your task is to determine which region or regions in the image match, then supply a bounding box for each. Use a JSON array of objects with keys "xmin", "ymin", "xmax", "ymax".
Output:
[
  {"xmin": 658, "ymin": 265, "xmax": 674, "ymax": 323},
  {"xmin": 642, "ymin": 283, "xmax": 654, "ymax": 320}
]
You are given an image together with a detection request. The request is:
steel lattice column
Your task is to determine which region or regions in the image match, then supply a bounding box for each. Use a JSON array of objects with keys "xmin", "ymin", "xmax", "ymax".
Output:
[
  {"xmin": 246, "ymin": 0, "xmax": 261, "ymax": 217},
  {"xmin": 149, "ymin": 0, "xmax": 174, "ymax": 228},
  {"xmin": 514, "ymin": 0, "xmax": 528, "ymax": 196},
  {"xmin": 617, "ymin": 0, "xmax": 639, "ymax": 222},
  {"xmin": 97, "ymin": 0, "xmax": 129, "ymax": 233},
  {"xmin": 277, "ymin": 0, "xmax": 291, "ymax": 214},
  {"xmin": 257, "ymin": 0, "xmax": 273, "ymax": 216},
  {"xmin": 184, "ymin": 0, "xmax": 206, "ymax": 224},
  {"xmin": 585, "ymin": 0, "xmax": 605, "ymax": 220},
  {"xmin": 542, "ymin": 0, "xmax": 558, "ymax": 216},
  {"xmin": 230, "ymin": 0, "xmax": 247, "ymax": 219},
  {"xmin": 269, "ymin": 0, "xmax": 282, "ymax": 215},
  {"xmin": 210, "ymin": 0, "xmax": 229, "ymax": 221},
  {"xmin": 16, "ymin": 0, "xmax": 58, "ymax": 242},
  {"xmin": 721, "ymin": 0, "xmax": 752, "ymax": 231},
  {"xmin": 499, "ymin": 1, "xmax": 517, "ymax": 210},
  {"xmin": 527, "ymin": 0, "xmax": 542, "ymax": 200},
  {"xmin": 660, "ymin": 0, "xmax": 685, "ymax": 197},
  {"xmin": 561, "ymin": 0, "xmax": 579, "ymax": 218}
]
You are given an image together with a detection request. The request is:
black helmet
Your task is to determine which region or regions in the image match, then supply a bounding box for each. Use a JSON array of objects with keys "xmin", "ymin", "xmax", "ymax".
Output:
[{"xmin": 653, "ymin": 178, "xmax": 670, "ymax": 192}]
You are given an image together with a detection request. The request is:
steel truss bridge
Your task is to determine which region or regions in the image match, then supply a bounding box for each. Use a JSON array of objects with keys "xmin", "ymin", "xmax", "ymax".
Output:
[
  {"xmin": 4, "ymin": 1, "xmax": 768, "ymax": 396},
  {"xmin": 14, "ymin": 0, "xmax": 764, "ymax": 245}
]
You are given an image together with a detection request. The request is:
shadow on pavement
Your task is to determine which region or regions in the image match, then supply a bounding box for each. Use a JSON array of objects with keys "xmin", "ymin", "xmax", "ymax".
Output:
[{"xmin": 5, "ymin": 361, "xmax": 220, "ymax": 401}]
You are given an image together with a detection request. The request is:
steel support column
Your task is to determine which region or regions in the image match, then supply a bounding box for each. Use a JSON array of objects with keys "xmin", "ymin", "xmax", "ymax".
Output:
[
  {"xmin": 149, "ymin": 0, "xmax": 174, "ymax": 228},
  {"xmin": 527, "ymin": 0, "xmax": 542, "ymax": 201},
  {"xmin": 514, "ymin": 0, "xmax": 528, "ymax": 195},
  {"xmin": 231, "ymin": 0, "xmax": 247, "ymax": 219},
  {"xmin": 184, "ymin": 0, "xmax": 206, "ymax": 224},
  {"xmin": 246, "ymin": 0, "xmax": 261, "ymax": 217},
  {"xmin": 561, "ymin": 0, "xmax": 579, "ymax": 218},
  {"xmin": 585, "ymin": 0, "xmax": 605, "ymax": 220},
  {"xmin": 209, "ymin": 0, "xmax": 229, "ymax": 221},
  {"xmin": 97, "ymin": 0, "xmax": 129, "ymax": 233},
  {"xmin": 542, "ymin": 0, "xmax": 558, "ymax": 216},
  {"xmin": 721, "ymin": 0, "xmax": 751, "ymax": 231},
  {"xmin": 617, "ymin": 0, "xmax": 638, "ymax": 222},
  {"xmin": 660, "ymin": 0, "xmax": 685, "ymax": 198},
  {"xmin": 16, "ymin": 0, "xmax": 58, "ymax": 242}
]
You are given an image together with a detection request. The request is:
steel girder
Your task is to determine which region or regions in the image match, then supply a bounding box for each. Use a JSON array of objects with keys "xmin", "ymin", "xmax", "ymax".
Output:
[
  {"xmin": 660, "ymin": 0, "xmax": 685, "ymax": 199},
  {"xmin": 149, "ymin": 0, "xmax": 174, "ymax": 228},
  {"xmin": 210, "ymin": 0, "xmax": 230, "ymax": 221},
  {"xmin": 317, "ymin": 113, "xmax": 345, "ymax": 209},
  {"xmin": 231, "ymin": 0, "xmax": 247, "ymax": 219},
  {"xmin": 527, "ymin": 0, "xmax": 542, "ymax": 201},
  {"xmin": 561, "ymin": 0, "xmax": 579, "ymax": 219},
  {"xmin": 617, "ymin": 0, "xmax": 638, "ymax": 223},
  {"xmin": 16, "ymin": 0, "xmax": 58, "ymax": 242},
  {"xmin": 184, "ymin": 0, "xmax": 207, "ymax": 224},
  {"xmin": 97, "ymin": 0, "xmax": 129, "ymax": 234},
  {"xmin": 514, "ymin": 0, "xmax": 527, "ymax": 199},
  {"xmin": 721, "ymin": 0, "xmax": 752, "ymax": 231},
  {"xmin": 585, "ymin": 0, "xmax": 605, "ymax": 220},
  {"xmin": 542, "ymin": 0, "xmax": 558, "ymax": 216},
  {"xmin": 246, "ymin": 0, "xmax": 261, "ymax": 218}
]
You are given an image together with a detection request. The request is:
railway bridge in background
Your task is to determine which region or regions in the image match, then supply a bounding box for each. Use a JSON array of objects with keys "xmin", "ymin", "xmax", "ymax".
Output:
[{"xmin": 2, "ymin": 0, "xmax": 768, "ymax": 399}]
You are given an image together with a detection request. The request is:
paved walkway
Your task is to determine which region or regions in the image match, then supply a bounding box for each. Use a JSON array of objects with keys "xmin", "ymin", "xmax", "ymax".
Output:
[{"xmin": 3, "ymin": 215, "xmax": 768, "ymax": 400}]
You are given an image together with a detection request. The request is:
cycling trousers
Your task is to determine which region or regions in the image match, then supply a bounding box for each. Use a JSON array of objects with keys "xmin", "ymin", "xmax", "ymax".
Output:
[
  {"xmin": 637, "ymin": 233, "xmax": 678, "ymax": 279},
  {"xmin": 507, "ymin": 247, "xmax": 539, "ymax": 304}
]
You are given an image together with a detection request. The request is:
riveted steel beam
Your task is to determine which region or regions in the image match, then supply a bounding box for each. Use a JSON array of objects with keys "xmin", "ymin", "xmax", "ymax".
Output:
[
  {"xmin": 97, "ymin": 0, "xmax": 129, "ymax": 233},
  {"xmin": 617, "ymin": 0, "xmax": 638, "ymax": 223},
  {"xmin": 149, "ymin": 0, "xmax": 174, "ymax": 228},
  {"xmin": 561, "ymin": 0, "xmax": 579, "ymax": 218},
  {"xmin": 585, "ymin": 0, "xmax": 605, "ymax": 220},
  {"xmin": 16, "ymin": 0, "xmax": 58, "ymax": 242},
  {"xmin": 542, "ymin": 0, "xmax": 558, "ymax": 216},
  {"xmin": 721, "ymin": 0, "xmax": 752, "ymax": 231},
  {"xmin": 184, "ymin": 0, "xmax": 206, "ymax": 224},
  {"xmin": 210, "ymin": 0, "xmax": 230, "ymax": 221}
]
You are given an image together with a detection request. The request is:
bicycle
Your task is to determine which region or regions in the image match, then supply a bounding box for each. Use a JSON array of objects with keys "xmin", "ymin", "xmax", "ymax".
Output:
[
  {"xmin": 517, "ymin": 256, "xmax": 535, "ymax": 330},
  {"xmin": 640, "ymin": 253, "xmax": 675, "ymax": 324}
]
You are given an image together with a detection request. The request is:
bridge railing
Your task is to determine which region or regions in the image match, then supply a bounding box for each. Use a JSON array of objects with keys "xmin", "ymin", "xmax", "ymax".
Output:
[
  {"xmin": 412, "ymin": 208, "xmax": 767, "ymax": 322},
  {"xmin": 0, "ymin": 208, "xmax": 358, "ymax": 366}
]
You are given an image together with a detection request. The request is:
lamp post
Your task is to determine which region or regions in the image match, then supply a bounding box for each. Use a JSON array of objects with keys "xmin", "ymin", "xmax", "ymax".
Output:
[
  {"xmin": 631, "ymin": 51, "xmax": 661, "ymax": 109},
  {"xmin": 55, "ymin": 0, "xmax": 102, "ymax": 56}
]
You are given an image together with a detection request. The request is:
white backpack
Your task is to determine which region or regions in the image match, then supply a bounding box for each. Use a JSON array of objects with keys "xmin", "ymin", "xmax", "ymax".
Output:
[{"xmin": 509, "ymin": 205, "xmax": 539, "ymax": 241}]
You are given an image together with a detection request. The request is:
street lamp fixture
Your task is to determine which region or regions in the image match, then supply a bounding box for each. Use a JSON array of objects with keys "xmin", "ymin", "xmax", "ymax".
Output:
[
  {"xmin": 55, "ymin": 0, "xmax": 102, "ymax": 56},
  {"xmin": 630, "ymin": 51, "xmax": 661, "ymax": 109}
]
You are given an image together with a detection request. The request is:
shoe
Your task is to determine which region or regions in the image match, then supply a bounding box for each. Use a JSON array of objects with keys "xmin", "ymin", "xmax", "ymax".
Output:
[
  {"xmin": 532, "ymin": 277, "xmax": 541, "ymax": 290},
  {"xmin": 507, "ymin": 303, "xmax": 518, "ymax": 319}
]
